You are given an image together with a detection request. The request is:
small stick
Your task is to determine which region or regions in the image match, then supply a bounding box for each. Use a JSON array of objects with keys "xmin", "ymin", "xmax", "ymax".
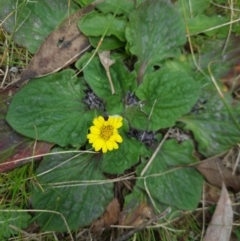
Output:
[{"xmin": 140, "ymin": 129, "xmax": 171, "ymax": 176}]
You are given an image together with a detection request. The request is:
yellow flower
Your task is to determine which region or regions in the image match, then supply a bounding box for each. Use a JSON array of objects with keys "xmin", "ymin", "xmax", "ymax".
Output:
[{"xmin": 87, "ymin": 115, "xmax": 123, "ymax": 153}]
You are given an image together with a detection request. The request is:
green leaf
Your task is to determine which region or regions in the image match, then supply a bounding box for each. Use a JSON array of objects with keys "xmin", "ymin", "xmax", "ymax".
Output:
[
  {"xmin": 136, "ymin": 140, "xmax": 203, "ymax": 210},
  {"xmin": 32, "ymin": 148, "xmax": 113, "ymax": 231},
  {"xmin": 102, "ymin": 133, "xmax": 142, "ymax": 174},
  {"xmin": 124, "ymin": 106, "xmax": 148, "ymax": 130},
  {"xmin": 76, "ymin": 56, "xmax": 136, "ymax": 114},
  {"xmin": 6, "ymin": 70, "xmax": 95, "ymax": 147},
  {"xmin": 176, "ymin": 0, "xmax": 210, "ymax": 17},
  {"xmin": 0, "ymin": 207, "xmax": 31, "ymax": 238},
  {"xmin": 96, "ymin": 0, "xmax": 135, "ymax": 17},
  {"xmin": 187, "ymin": 14, "xmax": 229, "ymax": 36},
  {"xmin": 135, "ymin": 67, "xmax": 200, "ymax": 131},
  {"xmin": 180, "ymin": 93, "xmax": 240, "ymax": 157},
  {"xmin": 125, "ymin": 0, "xmax": 186, "ymax": 70},
  {"xmin": 89, "ymin": 36, "xmax": 125, "ymax": 50},
  {"xmin": 78, "ymin": 11, "xmax": 127, "ymax": 41},
  {"xmin": 0, "ymin": 0, "xmax": 78, "ymax": 53}
]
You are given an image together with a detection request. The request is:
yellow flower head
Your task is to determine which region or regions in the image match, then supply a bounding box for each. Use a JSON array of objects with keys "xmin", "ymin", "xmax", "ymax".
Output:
[{"xmin": 87, "ymin": 115, "xmax": 123, "ymax": 153}]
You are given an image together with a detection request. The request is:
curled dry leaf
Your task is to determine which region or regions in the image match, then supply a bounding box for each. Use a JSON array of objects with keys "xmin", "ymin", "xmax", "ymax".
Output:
[
  {"xmin": 14, "ymin": 5, "xmax": 95, "ymax": 86},
  {"xmin": 203, "ymin": 183, "xmax": 233, "ymax": 241},
  {"xmin": 98, "ymin": 51, "xmax": 116, "ymax": 94},
  {"xmin": 91, "ymin": 198, "xmax": 120, "ymax": 233},
  {"xmin": 195, "ymin": 154, "xmax": 240, "ymax": 192},
  {"xmin": 119, "ymin": 203, "xmax": 155, "ymax": 226}
]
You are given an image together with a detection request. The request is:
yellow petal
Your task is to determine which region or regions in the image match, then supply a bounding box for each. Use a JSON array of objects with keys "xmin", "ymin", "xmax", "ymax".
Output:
[
  {"xmin": 97, "ymin": 116, "xmax": 105, "ymax": 124},
  {"xmin": 115, "ymin": 134, "xmax": 123, "ymax": 143},
  {"xmin": 90, "ymin": 126, "xmax": 100, "ymax": 134},
  {"xmin": 112, "ymin": 141, "xmax": 119, "ymax": 149},
  {"xmin": 93, "ymin": 117, "xmax": 103, "ymax": 128},
  {"xmin": 87, "ymin": 134, "xmax": 99, "ymax": 143},
  {"xmin": 94, "ymin": 138, "xmax": 104, "ymax": 151},
  {"xmin": 102, "ymin": 142, "xmax": 108, "ymax": 153},
  {"xmin": 106, "ymin": 140, "xmax": 113, "ymax": 151}
]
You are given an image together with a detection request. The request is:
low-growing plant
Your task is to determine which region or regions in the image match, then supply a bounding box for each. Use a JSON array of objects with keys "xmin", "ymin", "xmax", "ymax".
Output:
[{"xmin": 0, "ymin": 0, "xmax": 240, "ymax": 239}]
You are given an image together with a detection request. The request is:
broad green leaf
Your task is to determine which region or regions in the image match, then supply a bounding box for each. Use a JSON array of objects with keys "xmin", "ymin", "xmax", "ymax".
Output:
[
  {"xmin": 135, "ymin": 67, "xmax": 200, "ymax": 131},
  {"xmin": 102, "ymin": 134, "xmax": 142, "ymax": 174},
  {"xmin": 180, "ymin": 93, "xmax": 240, "ymax": 157},
  {"xmin": 32, "ymin": 148, "xmax": 113, "ymax": 231},
  {"xmin": 0, "ymin": 0, "xmax": 78, "ymax": 53},
  {"xmin": 187, "ymin": 14, "xmax": 229, "ymax": 36},
  {"xmin": 76, "ymin": 56, "xmax": 136, "ymax": 114},
  {"xmin": 0, "ymin": 88, "xmax": 53, "ymax": 171},
  {"xmin": 96, "ymin": 0, "xmax": 135, "ymax": 17},
  {"xmin": 78, "ymin": 11, "xmax": 127, "ymax": 41},
  {"xmin": 125, "ymin": 0, "xmax": 186, "ymax": 71},
  {"xmin": 89, "ymin": 36, "xmax": 125, "ymax": 50},
  {"xmin": 0, "ymin": 207, "xmax": 31, "ymax": 238},
  {"xmin": 105, "ymin": 95, "xmax": 125, "ymax": 115},
  {"xmin": 176, "ymin": 0, "xmax": 210, "ymax": 17},
  {"xmin": 124, "ymin": 106, "xmax": 148, "ymax": 130},
  {"xmin": 6, "ymin": 70, "xmax": 95, "ymax": 147},
  {"xmin": 136, "ymin": 140, "xmax": 203, "ymax": 210},
  {"xmin": 76, "ymin": 0, "xmax": 94, "ymax": 7}
]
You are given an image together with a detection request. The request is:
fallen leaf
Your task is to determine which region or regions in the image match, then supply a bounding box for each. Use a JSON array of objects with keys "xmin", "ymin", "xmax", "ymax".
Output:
[
  {"xmin": 0, "ymin": 87, "xmax": 53, "ymax": 172},
  {"xmin": 14, "ymin": 4, "xmax": 95, "ymax": 86},
  {"xmin": 203, "ymin": 183, "xmax": 233, "ymax": 241},
  {"xmin": 91, "ymin": 198, "xmax": 120, "ymax": 233},
  {"xmin": 204, "ymin": 183, "xmax": 221, "ymax": 204},
  {"xmin": 195, "ymin": 154, "xmax": 240, "ymax": 192},
  {"xmin": 98, "ymin": 51, "xmax": 116, "ymax": 94},
  {"xmin": 119, "ymin": 203, "xmax": 155, "ymax": 226},
  {"xmin": 222, "ymin": 144, "xmax": 240, "ymax": 175}
]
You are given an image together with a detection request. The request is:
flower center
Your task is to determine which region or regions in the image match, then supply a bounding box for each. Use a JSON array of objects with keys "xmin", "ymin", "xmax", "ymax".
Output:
[{"xmin": 100, "ymin": 125, "xmax": 114, "ymax": 140}]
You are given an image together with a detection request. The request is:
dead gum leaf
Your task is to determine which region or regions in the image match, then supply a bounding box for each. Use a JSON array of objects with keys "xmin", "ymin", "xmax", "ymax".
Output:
[
  {"xmin": 15, "ymin": 5, "xmax": 94, "ymax": 86},
  {"xmin": 195, "ymin": 154, "xmax": 240, "ymax": 192},
  {"xmin": 203, "ymin": 183, "xmax": 233, "ymax": 241},
  {"xmin": 91, "ymin": 198, "xmax": 120, "ymax": 234}
]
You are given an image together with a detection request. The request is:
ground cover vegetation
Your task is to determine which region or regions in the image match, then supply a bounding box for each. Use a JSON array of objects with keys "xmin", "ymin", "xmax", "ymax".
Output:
[{"xmin": 0, "ymin": 0, "xmax": 240, "ymax": 240}]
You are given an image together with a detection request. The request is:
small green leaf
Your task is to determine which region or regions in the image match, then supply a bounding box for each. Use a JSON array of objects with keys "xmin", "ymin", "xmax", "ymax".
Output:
[
  {"xmin": 78, "ymin": 11, "xmax": 127, "ymax": 41},
  {"xmin": 124, "ymin": 106, "xmax": 148, "ymax": 130},
  {"xmin": 136, "ymin": 67, "xmax": 200, "ymax": 131},
  {"xmin": 126, "ymin": 0, "xmax": 186, "ymax": 70},
  {"xmin": 0, "ymin": 208, "xmax": 31, "ymax": 238},
  {"xmin": 136, "ymin": 140, "xmax": 203, "ymax": 210},
  {"xmin": 96, "ymin": 0, "xmax": 135, "ymax": 17},
  {"xmin": 77, "ymin": 56, "xmax": 136, "ymax": 114},
  {"xmin": 180, "ymin": 93, "xmax": 240, "ymax": 157},
  {"xmin": 6, "ymin": 70, "xmax": 95, "ymax": 147},
  {"xmin": 0, "ymin": 0, "xmax": 78, "ymax": 53},
  {"xmin": 102, "ymin": 133, "xmax": 142, "ymax": 174},
  {"xmin": 32, "ymin": 148, "xmax": 113, "ymax": 231},
  {"xmin": 89, "ymin": 36, "xmax": 125, "ymax": 50},
  {"xmin": 105, "ymin": 95, "xmax": 125, "ymax": 115},
  {"xmin": 187, "ymin": 14, "xmax": 229, "ymax": 36},
  {"xmin": 176, "ymin": 0, "xmax": 210, "ymax": 17}
]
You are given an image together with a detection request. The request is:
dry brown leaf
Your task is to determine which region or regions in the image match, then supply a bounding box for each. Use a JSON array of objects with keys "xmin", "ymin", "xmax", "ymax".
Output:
[
  {"xmin": 204, "ymin": 183, "xmax": 221, "ymax": 204},
  {"xmin": 203, "ymin": 183, "xmax": 233, "ymax": 241},
  {"xmin": 91, "ymin": 198, "xmax": 120, "ymax": 233},
  {"xmin": 98, "ymin": 51, "xmax": 116, "ymax": 94},
  {"xmin": 14, "ymin": 5, "xmax": 94, "ymax": 86},
  {"xmin": 222, "ymin": 144, "xmax": 240, "ymax": 175},
  {"xmin": 119, "ymin": 203, "xmax": 154, "ymax": 226},
  {"xmin": 195, "ymin": 155, "xmax": 240, "ymax": 192}
]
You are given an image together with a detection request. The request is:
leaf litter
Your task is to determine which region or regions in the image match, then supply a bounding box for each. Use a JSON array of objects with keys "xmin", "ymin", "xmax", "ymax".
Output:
[
  {"xmin": 203, "ymin": 183, "xmax": 233, "ymax": 241},
  {"xmin": 13, "ymin": 4, "xmax": 95, "ymax": 86}
]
